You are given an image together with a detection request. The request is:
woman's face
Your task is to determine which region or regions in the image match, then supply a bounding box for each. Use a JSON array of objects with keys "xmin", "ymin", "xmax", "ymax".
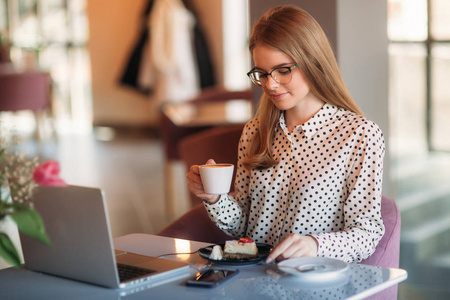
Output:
[{"xmin": 252, "ymin": 45, "xmax": 317, "ymax": 112}]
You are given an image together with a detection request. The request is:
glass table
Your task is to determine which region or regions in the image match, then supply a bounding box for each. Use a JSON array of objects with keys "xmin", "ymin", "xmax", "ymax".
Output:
[{"xmin": 0, "ymin": 234, "xmax": 407, "ymax": 299}]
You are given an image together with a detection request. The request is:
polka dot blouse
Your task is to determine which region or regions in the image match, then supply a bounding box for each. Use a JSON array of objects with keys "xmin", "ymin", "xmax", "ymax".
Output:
[{"xmin": 204, "ymin": 103, "xmax": 386, "ymax": 263}]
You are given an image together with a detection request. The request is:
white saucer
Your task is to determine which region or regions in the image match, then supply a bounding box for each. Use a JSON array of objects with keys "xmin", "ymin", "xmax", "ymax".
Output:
[{"xmin": 277, "ymin": 257, "xmax": 348, "ymax": 282}]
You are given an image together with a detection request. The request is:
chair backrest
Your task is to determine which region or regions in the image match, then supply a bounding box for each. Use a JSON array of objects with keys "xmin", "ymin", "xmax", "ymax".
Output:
[
  {"xmin": 359, "ymin": 195, "xmax": 401, "ymax": 300},
  {"xmin": 178, "ymin": 124, "xmax": 245, "ymax": 206},
  {"xmin": 360, "ymin": 195, "xmax": 401, "ymax": 268},
  {"xmin": 0, "ymin": 70, "xmax": 51, "ymax": 112},
  {"xmin": 157, "ymin": 203, "xmax": 233, "ymax": 244}
]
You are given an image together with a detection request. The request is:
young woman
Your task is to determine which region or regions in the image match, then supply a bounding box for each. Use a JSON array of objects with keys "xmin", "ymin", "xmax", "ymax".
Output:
[{"xmin": 186, "ymin": 5, "xmax": 385, "ymax": 264}]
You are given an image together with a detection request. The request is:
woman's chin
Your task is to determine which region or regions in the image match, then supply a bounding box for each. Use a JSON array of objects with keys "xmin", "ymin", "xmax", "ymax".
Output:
[{"xmin": 271, "ymin": 101, "xmax": 293, "ymax": 111}]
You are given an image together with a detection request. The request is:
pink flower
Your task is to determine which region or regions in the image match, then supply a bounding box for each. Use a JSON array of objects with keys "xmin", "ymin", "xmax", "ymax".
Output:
[{"xmin": 33, "ymin": 160, "xmax": 67, "ymax": 187}]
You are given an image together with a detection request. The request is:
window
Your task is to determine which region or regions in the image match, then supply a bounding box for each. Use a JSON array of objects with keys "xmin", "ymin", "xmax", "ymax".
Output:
[
  {"xmin": 0, "ymin": 0, "xmax": 91, "ymax": 133},
  {"xmin": 389, "ymin": 0, "xmax": 450, "ymax": 158}
]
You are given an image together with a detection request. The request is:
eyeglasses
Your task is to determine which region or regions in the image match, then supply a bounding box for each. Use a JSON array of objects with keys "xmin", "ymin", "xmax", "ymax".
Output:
[{"xmin": 247, "ymin": 64, "xmax": 298, "ymax": 87}]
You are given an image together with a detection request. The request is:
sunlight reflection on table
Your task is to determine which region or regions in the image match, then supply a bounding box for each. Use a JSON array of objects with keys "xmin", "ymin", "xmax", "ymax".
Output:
[{"xmin": 174, "ymin": 239, "xmax": 192, "ymax": 260}]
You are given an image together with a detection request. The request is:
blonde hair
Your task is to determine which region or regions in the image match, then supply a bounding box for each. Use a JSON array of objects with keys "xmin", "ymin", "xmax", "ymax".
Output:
[{"xmin": 243, "ymin": 5, "xmax": 363, "ymax": 170}]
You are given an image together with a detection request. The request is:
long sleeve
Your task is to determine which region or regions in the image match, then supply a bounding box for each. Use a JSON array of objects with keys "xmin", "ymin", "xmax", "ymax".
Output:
[{"xmin": 310, "ymin": 119, "xmax": 385, "ymax": 262}]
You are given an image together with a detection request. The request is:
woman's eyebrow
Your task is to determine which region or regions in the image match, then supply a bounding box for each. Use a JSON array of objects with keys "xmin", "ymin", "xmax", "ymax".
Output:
[{"xmin": 253, "ymin": 62, "xmax": 296, "ymax": 72}]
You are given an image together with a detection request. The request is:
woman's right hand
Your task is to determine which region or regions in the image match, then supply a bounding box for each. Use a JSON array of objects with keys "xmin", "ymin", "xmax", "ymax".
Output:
[{"xmin": 186, "ymin": 158, "xmax": 220, "ymax": 204}]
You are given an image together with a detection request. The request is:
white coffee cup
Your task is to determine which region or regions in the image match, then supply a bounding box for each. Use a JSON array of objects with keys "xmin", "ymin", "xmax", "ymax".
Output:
[{"xmin": 199, "ymin": 163, "xmax": 234, "ymax": 194}]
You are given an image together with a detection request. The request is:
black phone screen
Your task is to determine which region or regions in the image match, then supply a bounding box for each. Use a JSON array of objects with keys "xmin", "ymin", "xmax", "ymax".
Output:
[
  {"xmin": 186, "ymin": 269, "xmax": 239, "ymax": 287},
  {"xmin": 197, "ymin": 269, "xmax": 236, "ymax": 282}
]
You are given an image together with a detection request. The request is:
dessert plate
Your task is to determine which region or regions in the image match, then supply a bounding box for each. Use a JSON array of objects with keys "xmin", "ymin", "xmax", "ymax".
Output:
[
  {"xmin": 198, "ymin": 243, "xmax": 272, "ymax": 265},
  {"xmin": 277, "ymin": 257, "xmax": 348, "ymax": 281}
]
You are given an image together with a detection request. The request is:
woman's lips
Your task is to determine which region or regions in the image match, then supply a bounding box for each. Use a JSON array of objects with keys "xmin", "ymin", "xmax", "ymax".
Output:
[{"xmin": 269, "ymin": 92, "xmax": 288, "ymax": 101}]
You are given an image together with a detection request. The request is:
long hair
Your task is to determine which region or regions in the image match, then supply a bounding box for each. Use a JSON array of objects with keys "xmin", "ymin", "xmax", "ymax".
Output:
[{"xmin": 243, "ymin": 5, "xmax": 363, "ymax": 170}]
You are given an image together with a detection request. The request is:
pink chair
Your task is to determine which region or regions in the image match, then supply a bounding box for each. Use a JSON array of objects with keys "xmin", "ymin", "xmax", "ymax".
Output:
[
  {"xmin": 0, "ymin": 69, "xmax": 52, "ymax": 139},
  {"xmin": 158, "ymin": 195, "xmax": 401, "ymax": 299},
  {"xmin": 158, "ymin": 203, "xmax": 233, "ymax": 244},
  {"xmin": 360, "ymin": 195, "xmax": 401, "ymax": 300}
]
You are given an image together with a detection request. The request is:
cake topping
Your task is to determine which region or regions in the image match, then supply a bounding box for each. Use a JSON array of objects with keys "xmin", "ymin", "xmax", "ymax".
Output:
[{"xmin": 238, "ymin": 237, "xmax": 254, "ymax": 244}]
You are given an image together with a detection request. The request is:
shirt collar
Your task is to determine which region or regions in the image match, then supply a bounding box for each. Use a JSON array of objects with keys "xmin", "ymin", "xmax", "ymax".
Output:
[{"xmin": 279, "ymin": 103, "xmax": 340, "ymax": 139}]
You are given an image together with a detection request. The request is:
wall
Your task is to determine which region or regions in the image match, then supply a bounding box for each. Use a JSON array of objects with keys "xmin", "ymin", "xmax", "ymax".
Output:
[
  {"xmin": 337, "ymin": 0, "xmax": 390, "ymax": 196},
  {"xmin": 223, "ymin": 0, "xmax": 251, "ymax": 91},
  {"xmin": 87, "ymin": 0, "xmax": 223, "ymax": 127}
]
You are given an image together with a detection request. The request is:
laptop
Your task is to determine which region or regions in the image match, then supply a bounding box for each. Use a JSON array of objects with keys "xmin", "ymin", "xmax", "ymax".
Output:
[{"xmin": 19, "ymin": 185, "xmax": 190, "ymax": 289}]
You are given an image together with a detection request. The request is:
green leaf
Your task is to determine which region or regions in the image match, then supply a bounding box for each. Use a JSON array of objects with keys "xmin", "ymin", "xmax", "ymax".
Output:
[
  {"xmin": 10, "ymin": 206, "xmax": 50, "ymax": 246},
  {"xmin": 0, "ymin": 233, "xmax": 21, "ymax": 267}
]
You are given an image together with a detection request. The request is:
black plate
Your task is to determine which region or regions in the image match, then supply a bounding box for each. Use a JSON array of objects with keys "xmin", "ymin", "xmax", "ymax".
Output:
[{"xmin": 198, "ymin": 243, "xmax": 273, "ymax": 265}]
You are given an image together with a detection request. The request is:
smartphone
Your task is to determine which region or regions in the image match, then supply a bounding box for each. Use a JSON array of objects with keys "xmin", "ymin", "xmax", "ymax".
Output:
[{"xmin": 186, "ymin": 268, "xmax": 239, "ymax": 288}]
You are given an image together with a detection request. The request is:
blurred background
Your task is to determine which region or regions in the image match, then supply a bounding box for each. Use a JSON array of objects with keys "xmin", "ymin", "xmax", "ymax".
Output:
[{"xmin": 1, "ymin": 0, "xmax": 450, "ymax": 299}]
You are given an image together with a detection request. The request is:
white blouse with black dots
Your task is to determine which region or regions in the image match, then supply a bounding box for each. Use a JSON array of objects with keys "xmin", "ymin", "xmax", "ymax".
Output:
[{"xmin": 204, "ymin": 103, "xmax": 386, "ymax": 263}]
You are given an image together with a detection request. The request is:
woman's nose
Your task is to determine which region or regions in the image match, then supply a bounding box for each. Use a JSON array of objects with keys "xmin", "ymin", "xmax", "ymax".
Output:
[{"xmin": 265, "ymin": 75, "xmax": 279, "ymax": 90}]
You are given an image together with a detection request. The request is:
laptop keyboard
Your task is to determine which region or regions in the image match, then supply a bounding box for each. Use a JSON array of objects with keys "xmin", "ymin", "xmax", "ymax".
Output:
[{"xmin": 117, "ymin": 263, "xmax": 156, "ymax": 282}]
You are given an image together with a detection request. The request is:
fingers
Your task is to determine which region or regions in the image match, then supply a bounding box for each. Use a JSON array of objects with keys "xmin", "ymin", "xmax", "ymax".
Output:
[
  {"xmin": 186, "ymin": 159, "xmax": 216, "ymax": 187},
  {"xmin": 266, "ymin": 234, "xmax": 318, "ymax": 263},
  {"xmin": 186, "ymin": 166, "xmax": 203, "ymax": 194},
  {"xmin": 189, "ymin": 164, "xmax": 200, "ymax": 175},
  {"xmin": 205, "ymin": 158, "xmax": 216, "ymax": 165},
  {"xmin": 266, "ymin": 235, "xmax": 295, "ymax": 263},
  {"xmin": 186, "ymin": 172, "xmax": 219, "ymax": 204},
  {"xmin": 186, "ymin": 160, "xmax": 220, "ymax": 204}
]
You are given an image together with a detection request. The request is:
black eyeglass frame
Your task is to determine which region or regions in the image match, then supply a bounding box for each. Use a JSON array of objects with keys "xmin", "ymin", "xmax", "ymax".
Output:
[{"xmin": 247, "ymin": 64, "xmax": 298, "ymax": 87}]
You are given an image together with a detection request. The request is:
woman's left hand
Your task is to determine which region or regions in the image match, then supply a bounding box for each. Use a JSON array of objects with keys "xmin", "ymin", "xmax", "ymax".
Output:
[{"xmin": 265, "ymin": 233, "xmax": 319, "ymax": 263}]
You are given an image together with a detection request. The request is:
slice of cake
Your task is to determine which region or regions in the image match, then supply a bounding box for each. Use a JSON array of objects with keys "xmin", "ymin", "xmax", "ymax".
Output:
[{"xmin": 223, "ymin": 237, "xmax": 258, "ymax": 259}]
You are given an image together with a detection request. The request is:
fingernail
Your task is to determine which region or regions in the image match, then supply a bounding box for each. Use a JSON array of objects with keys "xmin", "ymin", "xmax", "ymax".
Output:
[{"xmin": 266, "ymin": 257, "xmax": 273, "ymax": 264}]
